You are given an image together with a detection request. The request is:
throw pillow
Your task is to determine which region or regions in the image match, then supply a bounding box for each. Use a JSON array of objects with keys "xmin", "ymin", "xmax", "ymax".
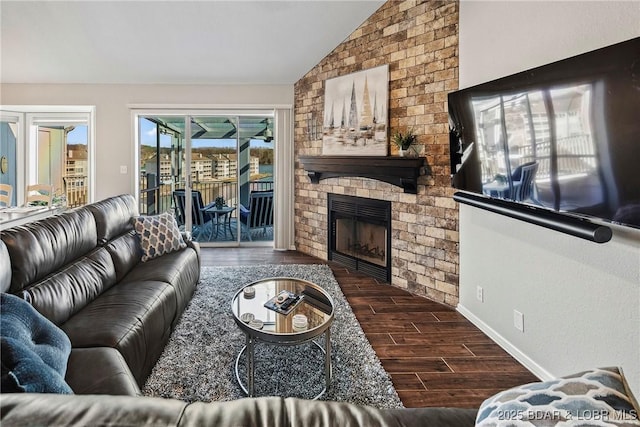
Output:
[
  {"xmin": 0, "ymin": 293, "xmax": 73, "ymax": 394},
  {"xmin": 132, "ymin": 212, "xmax": 187, "ymax": 262},
  {"xmin": 476, "ymin": 367, "xmax": 640, "ymax": 426}
]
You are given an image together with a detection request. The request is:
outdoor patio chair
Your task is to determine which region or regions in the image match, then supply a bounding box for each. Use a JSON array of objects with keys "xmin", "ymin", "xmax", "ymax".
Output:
[
  {"xmin": 26, "ymin": 184, "xmax": 54, "ymax": 206},
  {"xmin": 0, "ymin": 184, "xmax": 12, "ymax": 207},
  {"xmin": 172, "ymin": 190, "xmax": 215, "ymax": 240},
  {"xmin": 239, "ymin": 190, "xmax": 274, "ymax": 241},
  {"xmin": 510, "ymin": 161, "xmax": 539, "ymax": 202}
]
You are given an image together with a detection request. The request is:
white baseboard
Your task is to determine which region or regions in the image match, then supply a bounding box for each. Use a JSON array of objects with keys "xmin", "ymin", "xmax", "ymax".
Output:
[{"xmin": 457, "ymin": 303, "xmax": 555, "ymax": 382}]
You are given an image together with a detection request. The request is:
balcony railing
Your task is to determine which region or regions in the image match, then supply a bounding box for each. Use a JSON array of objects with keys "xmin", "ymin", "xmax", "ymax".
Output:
[
  {"xmin": 480, "ymin": 134, "xmax": 597, "ymax": 183},
  {"xmin": 139, "ymin": 175, "xmax": 273, "ymax": 216},
  {"xmin": 62, "ymin": 175, "xmax": 88, "ymax": 208}
]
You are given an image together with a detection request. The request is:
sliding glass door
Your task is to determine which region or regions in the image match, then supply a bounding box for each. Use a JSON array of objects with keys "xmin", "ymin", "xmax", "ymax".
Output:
[
  {"xmin": 238, "ymin": 117, "xmax": 274, "ymax": 243},
  {"xmin": 136, "ymin": 111, "xmax": 274, "ymax": 247},
  {"xmin": 138, "ymin": 116, "xmax": 185, "ymax": 217}
]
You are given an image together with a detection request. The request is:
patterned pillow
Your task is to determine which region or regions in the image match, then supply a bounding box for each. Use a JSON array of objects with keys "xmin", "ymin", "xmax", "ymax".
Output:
[
  {"xmin": 132, "ymin": 212, "xmax": 186, "ymax": 262},
  {"xmin": 476, "ymin": 367, "xmax": 640, "ymax": 426}
]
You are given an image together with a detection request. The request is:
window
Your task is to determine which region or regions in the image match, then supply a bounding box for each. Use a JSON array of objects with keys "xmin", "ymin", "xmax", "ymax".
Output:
[{"xmin": 0, "ymin": 106, "xmax": 95, "ymax": 207}]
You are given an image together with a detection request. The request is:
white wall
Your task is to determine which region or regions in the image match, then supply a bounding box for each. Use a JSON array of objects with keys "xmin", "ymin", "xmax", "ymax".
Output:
[
  {"xmin": 0, "ymin": 84, "xmax": 293, "ymax": 200},
  {"xmin": 458, "ymin": 1, "xmax": 640, "ymax": 396}
]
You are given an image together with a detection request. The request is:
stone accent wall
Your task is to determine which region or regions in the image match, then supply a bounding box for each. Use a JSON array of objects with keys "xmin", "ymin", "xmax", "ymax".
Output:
[{"xmin": 293, "ymin": 0, "xmax": 460, "ymax": 306}]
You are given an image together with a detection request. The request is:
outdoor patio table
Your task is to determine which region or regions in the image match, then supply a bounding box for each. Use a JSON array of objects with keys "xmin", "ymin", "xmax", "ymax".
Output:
[{"xmin": 204, "ymin": 205, "xmax": 235, "ymax": 240}]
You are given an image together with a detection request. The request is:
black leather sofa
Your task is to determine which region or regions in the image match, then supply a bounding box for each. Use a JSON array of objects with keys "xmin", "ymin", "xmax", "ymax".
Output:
[
  {"xmin": 0, "ymin": 194, "xmax": 200, "ymax": 395},
  {"xmin": 0, "ymin": 393, "xmax": 478, "ymax": 426}
]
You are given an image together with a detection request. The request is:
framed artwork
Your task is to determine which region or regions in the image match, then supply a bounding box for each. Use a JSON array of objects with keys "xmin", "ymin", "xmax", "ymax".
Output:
[{"xmin": 322, "ymin": 64, "xmax": 389, "ymax": 156}]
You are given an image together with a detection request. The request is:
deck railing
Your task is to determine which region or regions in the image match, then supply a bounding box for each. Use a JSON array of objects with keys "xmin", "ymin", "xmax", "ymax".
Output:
[
  {"xmin": 61, "ymin": 176, "xmax": 88, "ymax": 208},
  {"xmin": 480, "ymin": 134, "xmax": 597, "ymax": 183},
  {"xmin": 139, "ymin": 175, "xmax": 274, "ymax": 216},
  {"xmin": 22, "ymin": 175, "xmax": 271, "ymax": 213}
]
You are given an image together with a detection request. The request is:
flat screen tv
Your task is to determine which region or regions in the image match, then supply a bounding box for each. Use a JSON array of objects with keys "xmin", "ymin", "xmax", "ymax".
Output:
[{"xmin": 448, "ymin": 37, "xmax": 640, "ymax": 231}]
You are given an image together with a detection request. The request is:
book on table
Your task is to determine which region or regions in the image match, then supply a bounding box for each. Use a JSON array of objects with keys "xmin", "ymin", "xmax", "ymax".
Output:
[{"xmin": 264, "ymin": 290, "xmax": 304, "ymax": 315}]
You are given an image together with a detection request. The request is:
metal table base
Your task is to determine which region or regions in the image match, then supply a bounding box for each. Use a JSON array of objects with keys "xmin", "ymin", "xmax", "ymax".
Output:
[{"xmin": 234, "ymin": 328, "xmax": 332, "ymax": 400}]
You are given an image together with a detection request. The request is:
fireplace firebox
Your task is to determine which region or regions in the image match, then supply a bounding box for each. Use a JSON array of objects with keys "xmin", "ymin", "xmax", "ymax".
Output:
[{"xmin": 328, "ymin": 194, "xmax": 391, "ymax": 282}]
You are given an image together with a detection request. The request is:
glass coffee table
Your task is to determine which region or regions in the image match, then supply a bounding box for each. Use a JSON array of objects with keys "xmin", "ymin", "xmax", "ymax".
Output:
[{"xmin": 231, "ymin": 277, "xmax": 334, "ymax": 399}]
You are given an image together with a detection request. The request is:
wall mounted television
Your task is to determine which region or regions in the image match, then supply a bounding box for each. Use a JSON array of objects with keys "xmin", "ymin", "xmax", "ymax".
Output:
[{"xmin": 448, "ymin": 37, "xmax": 640, "ymax": 240}]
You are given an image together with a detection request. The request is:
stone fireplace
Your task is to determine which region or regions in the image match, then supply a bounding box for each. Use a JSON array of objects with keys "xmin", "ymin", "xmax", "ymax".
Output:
[
  {"xmin": 293, "ymin": 1, "xmax": 461, "ymax": 306},
  {"xmin": 328, "ymin": 194, "xmax": 391, "ymax": 282}
]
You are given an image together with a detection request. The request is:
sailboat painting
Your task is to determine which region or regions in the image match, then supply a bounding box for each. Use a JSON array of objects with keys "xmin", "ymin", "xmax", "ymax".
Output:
[{"xmin": 322, "ymin": 64, "xmax": 389, "ymax": 156}]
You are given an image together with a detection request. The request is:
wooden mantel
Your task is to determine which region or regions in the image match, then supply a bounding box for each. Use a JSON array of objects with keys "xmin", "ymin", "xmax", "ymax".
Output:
[{"xmin": 298, "ymin": 156, "xmax": 427, "ymax": 194}]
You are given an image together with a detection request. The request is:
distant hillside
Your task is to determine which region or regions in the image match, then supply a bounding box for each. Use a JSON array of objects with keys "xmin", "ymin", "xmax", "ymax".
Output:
[
  {"xmin": 140, "ymin": 146, "xmax": 272, "ymax": 165},
  {"xmin": 67, "ymin": 144, "xmax": 87, "ymax": 152}
]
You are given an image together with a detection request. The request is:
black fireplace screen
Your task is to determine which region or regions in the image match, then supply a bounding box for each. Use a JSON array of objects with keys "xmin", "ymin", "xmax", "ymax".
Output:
[
  {"xmin": 328, "ymin": 194, "xmax": 391, "ymax": 282},
  {"xmin": 335, "ymin": 218, "xmax": 387, "ymax": 267}
]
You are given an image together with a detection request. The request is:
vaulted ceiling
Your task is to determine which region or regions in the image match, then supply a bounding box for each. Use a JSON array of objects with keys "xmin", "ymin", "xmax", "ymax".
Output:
[{"xmin": 0, "ymin": 0, "xmax": 385, "ymax": 85}]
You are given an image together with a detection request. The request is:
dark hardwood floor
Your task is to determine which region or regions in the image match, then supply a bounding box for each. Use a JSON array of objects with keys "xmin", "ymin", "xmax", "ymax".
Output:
[{"xmin": 201, "ymin": 247, "xmax": 538, "ymax": 409}]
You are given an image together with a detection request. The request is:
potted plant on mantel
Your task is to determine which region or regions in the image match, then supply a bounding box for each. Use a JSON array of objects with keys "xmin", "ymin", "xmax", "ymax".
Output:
[{"xmin": 391, "ymin": 128, "xmax": 417, "ymax": 157}]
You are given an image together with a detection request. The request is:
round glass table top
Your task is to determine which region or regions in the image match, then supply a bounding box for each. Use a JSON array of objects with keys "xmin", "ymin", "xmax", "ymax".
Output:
[{"xmin": 231, "ymin": 277, "xmax": 334, "ymax": 341}]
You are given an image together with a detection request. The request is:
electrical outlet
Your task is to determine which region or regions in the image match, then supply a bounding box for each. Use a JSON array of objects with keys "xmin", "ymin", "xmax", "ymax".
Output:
[
  {"xmin": 513, "ymin": 310, "xmax": 524, "ymax": 332},
  {"xmin": 120, "ymin": 165, "xmax": 128, "ymax": 174},
  {"xmin": 476, "ymin": 286, "xmax": 484, "ymax": 302}
]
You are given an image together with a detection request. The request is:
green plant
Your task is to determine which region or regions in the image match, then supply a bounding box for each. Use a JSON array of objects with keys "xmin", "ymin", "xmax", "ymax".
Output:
[
  {"xmin": 391, "ymin": 128, "xmax": 417, "ymax": 150},
  {"xmin": 214, "ymin": 196, "xmax": 225, "ymax": 208}
]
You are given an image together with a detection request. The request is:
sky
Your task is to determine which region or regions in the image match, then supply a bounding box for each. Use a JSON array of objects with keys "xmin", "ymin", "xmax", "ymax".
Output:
[{"xmin": 67, "ymin": 126, "xmax": 87, "ymax": 144}]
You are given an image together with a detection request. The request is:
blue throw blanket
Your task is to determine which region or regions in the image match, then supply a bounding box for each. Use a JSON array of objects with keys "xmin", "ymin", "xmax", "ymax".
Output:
[{"xmin": 1, "ymin": 293, "xmax": 73, "ymax": 394}]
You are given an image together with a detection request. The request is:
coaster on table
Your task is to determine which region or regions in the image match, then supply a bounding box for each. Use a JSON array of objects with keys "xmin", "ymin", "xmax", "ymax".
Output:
[
  {"xmin": 243, "ymin": 286, "xmax": 256, "ymax": 299},
  {"xmin": 240, "ymin": 313, "xmax": 255, "ymax": 323},
  {"xmin": 248, "ymin": 319, "xmax": 264, "ymax": 330},
  {"xmin": 292, "ymin": 314, "xmax": 308, "ymax": 331},
  {"xmin": 292, "ymin": 314, "xmax": 307, "ymax": 325}
]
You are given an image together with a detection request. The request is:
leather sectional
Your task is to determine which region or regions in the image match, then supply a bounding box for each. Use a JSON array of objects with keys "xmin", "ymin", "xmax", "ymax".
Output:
[
  {"xmin": 0, "ymin": 194, "xmax": 200, "ymax": 394},
  {"xmin": 0, "ymin": 194, "xmax": 482, "ymax": 426}
]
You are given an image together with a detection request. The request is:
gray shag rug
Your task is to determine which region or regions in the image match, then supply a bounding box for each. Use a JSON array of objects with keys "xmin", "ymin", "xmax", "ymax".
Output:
[{"xmin": 142, "ymin": 264, "xmax": 403, "ymax": 409}]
